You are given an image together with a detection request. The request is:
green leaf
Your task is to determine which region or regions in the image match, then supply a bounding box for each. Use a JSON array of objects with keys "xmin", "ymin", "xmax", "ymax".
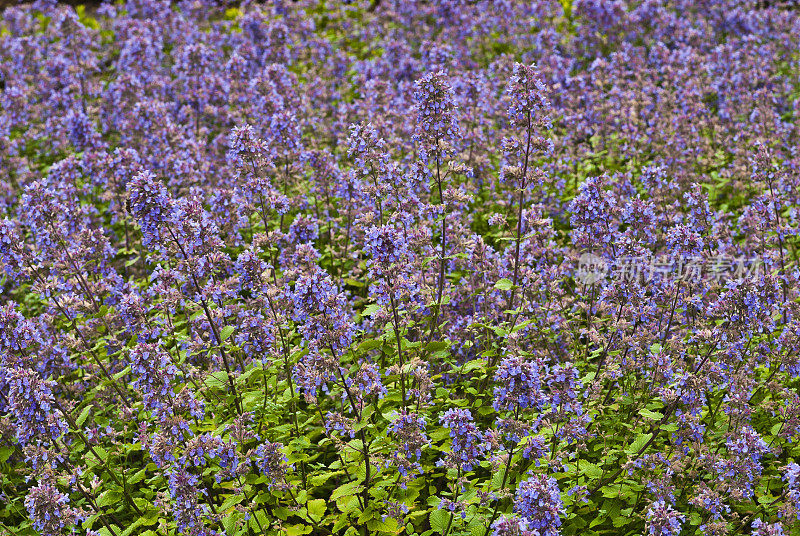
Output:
[
  {"xmin": 112, "ymin": 366, "xmax": 131, "ymax": 381},
  {"xmin": 362, "ymin": 304, "xmax": 381, "ymax": 317},
  {"xmin": 238, "ymin": 365, "xmax": 262, "ymax": 384},
  {"xmin": 638, "ymin": 409, "xmax": 663, "ymax": 421},
  {"xmin": 308, "ymin": 470, "xmax": 341, "ymax": 487},
  {"xmin": 357, "ymin": 339, "xmax": 382, "ymax": 353},
  {"xmin": 425, "ymin": 339, "xmax": 447, "ymax": 351},
  {"xmin": 470, "ymin": 520, "xmax": 489, "ymax": 536},
  {"xmin": 127, "ymin": 468, "xmax": 147, "ymax": 485},
  {"xmin": 358, "ymin": 505, "xmax": 378, "ymax": 524},
  {"xmin": 219, "ymin": 325, "xmax": 235, "ymax": 342},
  {"xmin": 626, "ymin": 432, "xmax": 653, "ymax": 455},
  {"xmin": 494, "ymin": 278, "xmax": 514, "ymax": 290},
  {"xmin": 76, "ymin": 406, "xmax": 92, "ymax": 427},
  {"xmin": 0, "ymin": 446, "xmax": 13, "ymax": 463},
  {"xmin": 220, "ymin": 494, "xmax": 244, "ymax": 512},
  {"xmin": 205, "ymin": 371, "xmax": 230, "ymax": 390},
  {"xmin": 335, "ymin": 495, "xmax": 360, "ymax": 515},
  {"xmin": 285, "ymin": 525, "xmax": 313, "ymax": 536},
  {"xmin": 97, "ymin": 489, "xmax": 122, "ymax": 508},
  {"xmin": 461, "ymin": 360, "xmax": 485, "ymax": 374},
  {"xmin": 429, "ymin": 509, "xmax": 451, "ymax": 535},
  {"xmin": 581, "ymin": 462, "xmax": 603, "ymax": 479},
  {"xmin": 307, "ymin": 498, "xmax": 326, "ymax": 522},
  {"xmin": 331, "ymin": 480, "xmax": 363, "ymax": 501},
  {"xmin": 222, "ymin": 512, "xmax": 241, "ymax": 535},
  {"xmin": 119, "ymin": 519, "xmax": 145, "ymax": 536}
]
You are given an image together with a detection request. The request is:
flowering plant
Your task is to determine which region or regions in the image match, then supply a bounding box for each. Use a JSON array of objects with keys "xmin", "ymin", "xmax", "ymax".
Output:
[{"xmin": 1, "ymin": 2, "xmax": 800, "ymax": 536}]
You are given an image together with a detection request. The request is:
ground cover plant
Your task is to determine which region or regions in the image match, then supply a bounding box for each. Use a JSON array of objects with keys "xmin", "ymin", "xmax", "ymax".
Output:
[{"xmin": 1, "ymin": 1, "xmax": 800, "ymax": 535}]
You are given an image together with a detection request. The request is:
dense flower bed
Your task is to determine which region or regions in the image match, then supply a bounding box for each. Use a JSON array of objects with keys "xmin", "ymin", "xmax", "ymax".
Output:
[{"xmin": 1, "ymin": 1, "xmax": 799, "ymax": 536}]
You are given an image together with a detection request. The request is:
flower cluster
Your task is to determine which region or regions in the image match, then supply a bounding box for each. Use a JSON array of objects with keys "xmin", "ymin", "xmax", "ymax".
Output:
[
  {"xmin": 645, "ymin": 500, "xmax": 685, "ymax": 536},
  {"xmin": 513, "ymin": 475, "xmax": 563, "ymax": 536},
  {"xmin": 387, "ymin": 411, "xmax": 428, "ymax": 484},
  {"xmin": 5, "ymin": 368, "xmax": 67, "ymax": 445},
  {"xmin": 413, "ymin": 71, "xmax": 458, "ymax": 164},
  {"xmin": 24, "ymin": 481, "xmax": 78, "ymax": 536},
  {"xmin": 254, "ymin": 442, "xmax": 290, "ymax": 490},
  {"xmin": 438, "ymin": 408, "xmax": 486, "ymax": 472},
  {"xmin": 291, "ymin": 267, "xmax": 354, "ymax": 352},
  {"xmin": 493, "ymin": 355, "xmax": 544, "ymax": 413}
]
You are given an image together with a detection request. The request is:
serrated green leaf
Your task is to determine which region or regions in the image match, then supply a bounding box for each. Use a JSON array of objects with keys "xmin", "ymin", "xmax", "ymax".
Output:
[
  {"xmin": 220, "ymin": 494, "xmax": 244, "ymax": 512},
  {"xmin": 460, "ymin": 360, "xmax": 485, "ymax": 373},
  {"xmin": 119, "ymin": 519, "xmax": 145, "ymax": 536},
  {"xmin": 469, "ymin": 520, "xmax": 488, "ymax": 536},
  {"xmin": 429, "ymin": 509, "xmax": 451, "ymax": 534},
  {"xmin": 638, "ymin": 409, "xmax": 663, "ymax": 421},
  {"xmin": 581, "ymin": 462, "xmax": 603, "ymax": 479},
  {"xmin": 222, "ymin": 511, "xmax": 241, "ymax": 535},
  {"xmin": 76, "ymin": 406, "xmax": 92, "ymax": 427},
  {"xmin": 362, "ymin": 304, "xmax": 381, "ymax": 317},
  {"xmin": 626, "ymin": 432, "xmax": 653, "ymax": 455},
  {"xmin": 307, "ymin": 498, "xmax": 326, "ymax": 521},
  {"xmin": 358, "ymin": 505, "xmax": 377, "ymax": 524},
  {"xmin": 112, "ymin": 366, "xmax": 131, "ymax": 381},
  {"xmin": 494, "ymin": 278, "xmax": 514, "ymax": 290},
  {"xmin": 332, "ymin": 480, "xmax": 363, "ymax": 501},
  {"xmin": 127, "ymin": 467, "xmax": 147, "ymax": 485},
  {"xmin": 357, "ymin": 338, "xmax": 382, "ymax": 353},
  {"xmin": 219, "ymin": 325, "xmax": 235, "ymax": 342},
  {"xmin": 205, "ymin": 371, "xmax": 229, "ymax": 390},
  {"xmin": 96, "ymin": 489, "xmax": 122, "ymax": 507},
  {"xmin": 285, "ymin": 524, "xmax": 313, "ymax": 536}
]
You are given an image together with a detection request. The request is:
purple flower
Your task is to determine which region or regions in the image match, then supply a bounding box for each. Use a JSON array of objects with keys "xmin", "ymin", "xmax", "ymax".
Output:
[
  {"xmin": 351, "ymin": 362, "xmax": 387, "ymax": 400},
  {"xmin": 645, "ymin": 500, "xmax": 684, "ymax": 536},
  {"xmin": 752, "ymin": 519, "xmax": 786, "ymax": 536},
  {"xmin": 388, "ymin": 411, "xmax": 428, "ymax": 484},
  {"xmin": 291, "ymin": 267, "xmax": 354, "ymax": 352},
  {"xmin": 127, "ymin": 171, "xmax": 172, "ymax": 249},
  {"xmin": 5, "ymin": 367, "xmax": 67, "ymax": 445},
  {"xmin": 227, "ymin": 123, "xmax": 272, "ymax": 171},
  {"xmin": 129, "ymin": 342, "xmax": 203, "ymax": 422},
  {"xmin": 493, "ymin": 355, "xmax": 545, "ymax": 413},
  {"xmin": 784, "ymin": 462, "xmax": 800, "ymax": 488},
  {"xmin": 167, "ymin": 466, "xmax": 218, "ymax": 536},
  {"xmin": 365, "ymin": 225, "xmax": 409, "ymax": 266},
  {"xmin": 288, "ymin": 215, "xmax": 319, "ymax": 244},
  {"xmin": 413, "ymin": 71, "xmax": 458, "ymax": 164},
  {"xmin": 324, "ymin": 411, "xmax": 356, "ymax": 439},
  {"xmin": 25, "ymin": 480, "xmax": 76, "ymax": 536},
  {"xmin": 254, "ymin": 441, "xmax": 290, "ymax": 490},
  {"xmin": 513, "ymin": 474, "xmax": 563, "ymax": 536},
  {"xmin": 438, "ymin": 408, "xmax": 486, "ymax": 471},
  {"xmin": 490, "ymin": 515, "xmax": 531, "ymax": 536},
  {"xmin": 506, "ymin": 63, "xmax": 551, "ymax": 129},
  {"xmin": 235, "ymin": 248, "xmax": 270, "ymax": 295}
]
